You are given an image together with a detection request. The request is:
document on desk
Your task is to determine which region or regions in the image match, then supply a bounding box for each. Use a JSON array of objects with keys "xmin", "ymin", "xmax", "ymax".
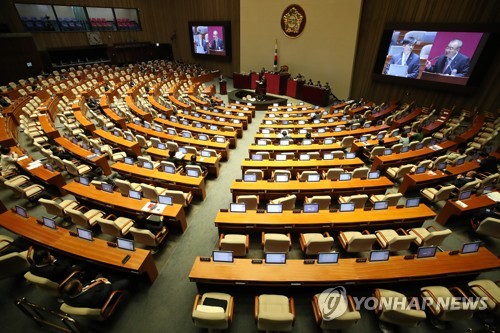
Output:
[
  {"xmin": 27, "ymin": 160, "xmax": 43, "ymax": 170},
  {"xmin": 486, "ymin": 192, "xmax": 500, "ymax": 202},
  {"xmin": 18, "ymin": 155, "xmax": 29, "ymax": 161},
  {"xmin": 141, "ymin": 202, "xmax": 167, "ymax": 213}
]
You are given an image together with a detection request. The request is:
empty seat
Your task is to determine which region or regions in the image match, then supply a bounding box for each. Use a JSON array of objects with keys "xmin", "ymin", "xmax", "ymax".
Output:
[
  {"xmin": 114, "ymin": 179, "xmax": 142, "ymax": 196},
  {"xmin": 420, "ymin": 184, "xmax": 456, "ymax": 203},
  {"xmin": 386, "ymin": 164, "xmax": 415, "ymax": 180},
  {"xmin": 468, "ymin": 280, "xmax": 500, "ymax": 316},
  {"xmin": 299, "ymin": 232, "xmax": 334, "ymax": 255},
  {"xmin": 304, "ymin": 195, "xmax": 331, "ymax": 210},
  {"xmin": 338, "ymin": 230, "xmax": 377, "ymax": 253},
  {"xmin": 351, "ymin": 167, "xmax": 369, "ymax": 179},
  {"xmin": 65, "ymin": 207, "xmax": 104, "ymax": 229},
  {"xmin": 297, "ymin": 170, "xmax": 320, "ymax": 181},
  {"xmin": 269, "ymin": 194, "xmax": 296, "ymax": 210},
  {"xmin": 141, "ymin": 184, "xmax": 167, "ymax": 203},
  {"xmin": 38, "ymin": 198, "xmax": 79, "ymax": 220},
  {"xmin": 96, "ymin": 215, "xmax": 134, "ymax": 238},
  {"xmin": 420, "ymin": 286, "xmax": 476, "ymax": 323},
  {"xmin": 192, "ymin": 292, "xmax": 234, "ymax": 330},
  {"xmin": 312, "ymin": 292, "xmax": 361, "ymax": 330},
  {"xmin": 472, "ymin": 217, "xmax": 500, "ymax": 239},
  {"xmin": 408, "ymin": 226, "xmax": 452, "ymax": 246},
  {"xmin": 63, "ymin": 160, "xmax": 91, "ymax": 177},
  {"xmin": 323, "ymin": 168, "xmax": 344, "ymax": 180},
  {"xmin": 338, "ymin": 194, "xmax": 368, "ymax": 209},
  {"xmin": 255, "ymin": 294, "xmax": 295, "ymax": 332},
  {"xmin": 129, "ymin": 226, "xmax": 168, "ymax": 252},
  {"xmin": 164, "ymin": 189, "xmax": 192, "ymax": 207},
  {"xmin": 236, "ymin": 195, "xmax": 259, "ymax": 210},
  {"xmin": 218, "ymin": 234, "xmax": 249, "ymax": 257},
  {"xmin": 262, "ymin": 233, "xmax": 291, "ymax": 253},
  {"xmin": 375, "ymin": 228, "xmax": 417, "ymax": 252},
  {"xmin": 374, "ymin": 289, "xmax": 426, "ymax": 328},
  {"xmin": 369, "ymin": 192, "xmax": 402, "ymax": 206}
]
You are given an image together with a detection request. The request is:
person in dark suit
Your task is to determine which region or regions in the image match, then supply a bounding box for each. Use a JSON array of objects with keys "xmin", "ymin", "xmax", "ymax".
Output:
[
  {"xmin": 210, "ymin": 31, "xmax": 224, "ymax": 50},
  {"xmin": 449, "ymin": 171, "xmax": 477, "ymax": 188},
  {"xmin": 166, "ymin": 150, "xmax": 182, "ymax": 168},
  {"xmin": 30, "ymin": 248, "xmax": 74, "ymax": 283},
  {"xmin": 187, "ymin": 154, "xmax": 207, "ymax": 173},
  {"xmin": 425, "ymin": 39, "xmax": 470, "ymax": 77},
  {"xmin": 478, "ymin": 152, "xmax": 498, "ymax": 174},
  {"xmin": 385, "ymin": 39, "xmax": 420, "ymax": 78},
  {"xmin": 62, "ymin": 276, "xmax": 129, "ymax": 309}
]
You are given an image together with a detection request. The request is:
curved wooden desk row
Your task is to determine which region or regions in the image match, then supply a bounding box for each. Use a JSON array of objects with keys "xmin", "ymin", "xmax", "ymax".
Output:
[
  {"xmin": 63, "ymin": 181, "xmax": 187, "ymax": 232},
  {"xmin": 329, "ymin": 100, "xmax": 355, "ymax": 111},
  {"xmin": 399, "ymin": 161, "xmax": 480, "ymax": 195},
  {"xmin": 125, "ymin": 123, "xmax": 230, "ymax": 161},
  {"xmin": 254, "ymin": 124, "xmax": 390, "ymax": 140},
  {"xmin": 368, "ymin": 104, "xmax": 399, "ymax": 121},
  {"xmin": 372, "ymin": 140, "xmax": 457, "ymax": 171},
  {"xmin": 216, "ymin": 105, "xmax": 254, "ymax": 119},
  {"xmin": 214, "ymin": 204, "xmax": 436, "ymax": 233},
  {"xmin": 38, "ymin": 114, "xmax": 60, "ymax": 139},
  {"xmin": 111, "ymin": 162, "xmax": 206, "ymax": 199},
  {"xmin": 230, "ymin": 177, "xmax": 394, "ymax": 202},
  {"xmin": 0, "ymin": 210, "xmax": 158, "ymax": 283},
  {"xmin": 54, "ymin": 137, "xmax": 112, "ymax": 176},
  {"xmin": 436, "ymin": 193, "xmax": 497, "ymax": 225},
  {"xmin": 390, "ymin": 107, "xmax": 423, "ymax": 130},
  {"xmin": 248, "ymin": 143, "xmax": 344, "ymax": 157},
  {"xmin": 125, "ymin": 95, "xmax": 153, "ymax": 123},
  {"xmin": 147, "ymin": 148, "xmax": 221, "ymax": 177},
  {"xmin": 422, "ymin": 109, "xmax": 451, "ymax": 135},
  {"xmin": 100, "ymin": 96, "xmax": 127, "ymax": 129},
  {"xmin": 0, "ymin": 116, "xmax": 17, "ymax": 147},
  {"xmin": 241, "ymin": 158, "xmax": 364, "ymax": 178},
  {"xmin": 455, "ymin": 116, "xmax": 485, "ymax": 144},
  {"xmin": 351, "ymin": 137, "xmax": 400, "ymax": 152},
  {"xmin": 259, "ymin": 119, "xmax": 346, "ymax": 130},
  {"xmin": 189, "ymin": 248, "xmax": 499, "ymax": 287},
  {"xmin": 154, "ymin": 117, "xmax": 238, "ymax": 147},
  {"xmin": 93, "ymin": 128, "xmax": 143, "ymax": 156},
  {"xmin": 179, "ymin": 110, "xmax": 247, "ymax": 131}
]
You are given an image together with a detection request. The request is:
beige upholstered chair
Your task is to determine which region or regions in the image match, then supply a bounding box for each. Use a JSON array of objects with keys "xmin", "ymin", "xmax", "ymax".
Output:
[
  {"xmin": 297, "ymin": 170, "xmax": 320, "ymax": 181},
  {"xmin": 114, "ymin": 179, "xmax": 142, "ymax": 196},
  {"xmin": 331, "ymin": 150, "xmax": 345, "ymax": 159},
  {"xmin": 386, "ymin": 164, "xmax": 415, "ymax": 180},
  {"xmin": 375, "ymin": 228, "xmax": 417, "ymax": 252},
  {"xmin": 411, "ymin": 159, "xmax": 432, "ymax": 173},
  {"xmin": 304, "ymin": 195, "xmax": 331, "ymax": 210},
  {"xmin": 338, "ymin": 194, "xmax": 369, "ymax": 209},
  {"xmin": 420, "ymin": 286, "xmax": 476, "ymax": 323},
  {"xmin": 38, "ymin": 198, "xmax": 79, "ymax": 220},
  {"xmin": 374, "ymin": 289, "xmax": 426, "ymax": 328},
  {"xmin": 244, "ymin": 169, "xmax": 264, "ymax": 180},
  {"xmin": 312, "ymin": 292, "xmax": 361, "ymax": 330},
  {"xmin": 272, "ymin": 170, "xmax": 291, "ymax": 181},
  {"xmin": 24, "ymin": 267, "xmax": 60, "ymax": 296},
  {"xmin": 391, "ymin": 143, "xmax": 403, "ymax": 153},
  {"xmin": 4, "ymin": 180, "xmax": 45, "ymax": 203},
  {"xmin": 141, "ymin": 184, "xmax": 168, "ymax": 203},
  {"xmin": 192, "ymin": 292, "xmax": 234, "ymax": 330},
  {"xmin": 340, "ymin": 136, "xmax": 354, "ymax": 149},
  {"xmin": 299, "ymin": 232, "xmax": 334, "ymax": 255},
  {"xmin": 367, "ymin": 146, "xmax": 385, "ymax": 160},
  {"xmin": 62, "ymin": 159, "xmax": 91, "ymax": 176},
  {"xmin": 269, "ymin": 194, "xmax": 296, "ymax": 210},
  {"xmin": 164, "ymin": 189, "xmax": 192, "ymax": 207},
  {"xmin": 0, "ymin": 174, "xmax": 29, "ymax": 187},
  {"xmin": 262, "ymin": 233, "xmax": 291, "ymax": 253},
  {"xmin": 236, "ymin": 195, "xmax": 259, "ymax": 210},
  {"xmin": 129, "ymin": 227, "xmax": 168, "ymax": 251},
  {"xmin": 323, "ymin": 168, "xmax": 344, "ymax": 180},
  {"xmin": 255, "ymin": 294, "xmax": 295, "ymax": 332},
  {"xmin": 468, "ymin": 280, "xmax": 500, "ymax": 316},
  {"xmin": 457, "ymin": 179, "xmax": 481, "ymax": 196},
  {"xmin": 351, "ymin": 167, "xmax": 370, "ymax": 179},
  {"xmin": 473, "ymin": 217, "xmax": 500, "ymax": 239},
  {"xmin": 338, "ymin": 230, "xmax": 377, "ymax": 253},
  {"xmin": 369, "ymin": 192, "xmax": 402, "ymax": 206},
  {"xmin": 420, "ymin": 185, "xmax": 456, "ymax": 203},
  {"xmin": 218, "ymin": 234, "xmax": 249, "ymax": 257},
  {"xmin": 96, "ymin": 215, "xmax": 134, "ymax": 237},
  {"xmin": 65, "ymin": 207, "xmax": 104, "ymax": 229},
  {"xmin": 408, "ymin": 226, "xmax": 452, "ymax": 246}
]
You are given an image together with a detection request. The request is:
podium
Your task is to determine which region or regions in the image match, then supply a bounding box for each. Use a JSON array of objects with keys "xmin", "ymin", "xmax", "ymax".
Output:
[
  {"xmin": 300, "ymin": 85, "xmax": 329, "ymax": 107},
  {"xmin": 286, "ymin": 79, "xmax": 304, "ymax": 98},
  {"xmin": 219, "ymin": 81, "xmax": 227, "ymax": 95},
  {"xmin": 233, "ymin": 73, "xmax": 251, "ymax": 89},
  {"xmin": 420, "ymin": 72, "xmax": 469, "ymax": 85},
  {"xmin": 264, "ymin": 72, "xmax": 290, "ymax": 95},
  {"xmin": 255, "ymin": 81, "xmax": 266, "ymax": 97}
]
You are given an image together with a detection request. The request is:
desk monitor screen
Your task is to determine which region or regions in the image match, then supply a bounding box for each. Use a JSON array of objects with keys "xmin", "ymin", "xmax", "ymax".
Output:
[
  {"xmin": 483, "ymin": 185, "xmax": 493, "ymax": 194},
  {"xmin": 280, "ymin": 140, "xmax": 290, "ymax": 146},
  {"xmin": 340, "ymin": 202, "xmax": 355, "ymax": 212},
  {"xmin": 15, "ymin": 205, "xmax": 28, "ymax": 218},
  {"xmin": 307, "ymin": 174, "xmax": 321, "ymax": 182},
  {"xmin": 195, "ymin": 122, "xmax": 203, "ymax": 128},
  {"xmin": 273, "ymin": 103, "xmax": 279, "ymax": 107},
  {"xmin": 244, "ymin": 173, "xmax": 257, "ymax": 182},
  {"xmin": 93, "ymin": 148, "xmax": 101, "ymax": 155},
  {"xmin": 261, "ymin": 129, "xmax": 271, "ymax": 134},
  {"xmin": 117, "ymin": 237, "xmax": 135, "ymax": 251},
  {"xmin": 303, "ymin": 203, "xmax": 319, "ymax": 213},
  {"xmin": 79, "ymin": 176, "xmax": 90, "ymax": 186},
  {"xmin": 187, "ymin": 169, "xmax": 199, "ymax": 177},
  {"xmin": 455, "ymin": 158, "xmax": 465, "ymax": 166},
  {"xmin": 124, "ymin": 157, "xmax": 134, "ymax": 165},
  {"xmin": 392, "ymin": 130, "xmax": 400, "ymax": 137},
  {"xmin": 81, "ymin": 142, "xmax": 89, "ymax": 150},
  {"xmin": 102, "ymin": 126, "xmax": 108, "ymax": 131},
  {"xmin": 401, "ymin": 146, "xmax": 410, "ymax": 153},
  {"xmin": 339, "ymin": 173, "xmax": 352, "ymax": 181},
  {"xmin": 125, "ymin": 134, "xmax": 133, "ymax": 142},
  {"xmin": 113, "ymin": 130, "xmax": 120, "ymax": 137},
  {"xmin": 158, "ymin": 195, "xmax": 173, "ymax": 205},
  {"xmin": 360, "ymin": 135, "xmax": 368, "ymax": 142},
  {"xmin": 251, "ymin": 154, "xmax": 263, "ymax": 161},
  {"xmin": 143, "ymin": 161, "xmax": 154, "ymax": 170},
  {"xmin": 161, "ymin": 114, "xmax": 167, "ymax": 120},
  {"xmin": 318, "ymin": 128, "xmax": 326, "ymax": 133},
  {"xmin": 415, "ymin": 166, "xmax": 426, "ymax": 174},
  {"xmin": 374, "ymin": 201, "xmax": 389, "ymax": 210},
  {"xmin": 368, "ymin": 171, "xmax": 380, "ymax": 179},
  {"xmin": 45, "ymin": 163, "xmax": 54, "ymax": 172},
  {"xmin": 417, "ymin": 246, "xmax": 437, "ymax": 258},
  {"xmin": 179, "ymin": 147, "xmax": 187, "ymax": 154},
  {"xmin": 377, "ymin": 133, "xmax": 384, "ymax": 140},
  {"xmin": 77, "ymin": 228, "xmax": 93, "ymax": 241},
  {"xmin": 300, "ymin": 154, "xmax": 310, "ymax": 161},
  {"xmin": 364, "ymin": 123, "xmax": 371, "ymax": 128},
  {"xmin": 299, "ymin": 129, "xmax": 307, "ymax": 134},
  {"xmin": 275, "ymin": 174, "xmax": 289, "ymax": 182},
  {"xmin": 216, "ymin": 137, "xmax": 225, "ymax": 143},
  {"xmin": 158, "ymin": 143, "xmax": 166, "ymax": 150},
  {"xmin": 198, "ymin": 134, "xmax": 208, "ymax": 141},
  {"xmin": 324, "ymin": 138, "xmax": 334, "ymax": 145},
  {"xmin": 317, "ymin": 252, "xmax": 339, "ymax": 264},
  {"xmin": 206, "ymin": 116, "xmax": 212, "ymax": 120},
  {"xmin": 265, "ymin": 252, "xmax": 286, "ymax": 264},
  {"xmin": 345, "ymin": 153, "xmax": 355, "ymax": 159},
  {"xmin": 128, "ymin": 190, "xmax": 141, "ymax": 200},
  {"xmin": 436, "ymin": 162, "xmax": 447, "ymax": 170},
  {"xmin": 461, "ymin": 241, "xmax": 480, "ymax": 254},
  {"xmin": 406, "ymin": 197, "xmax": 420, "ymax": 208},
  {"xmin": 267, "ymin": 204, "xmax": 283, "ymax": 213},
  {"xmin": 302, "ymin": 139, "xmax": 312, "ymax": 145},
  {"xmin": 257, "ymin": 140, "xmax": 267, "ymax": 146},
  {"xmin": 144, "ymin": 123, "xmax": 151, "ymax": 129},
  {"xmin": 335, "ymin": 127, "xmax": 342, "ymax": 132},
  {"xmin": 323, "ymin": 153, "xmax": 334, "ymax": 160},
  {"xmin": 182, "ymin": 132, "xmax": 191, "ymax": 138},
  {"xmin": 351, "ymin": 125, "xmax": 359, "ymax": 130},
  {"xmin": 72, "ymin": 138, "xmax": 79, "ymax": 144},
  {"xmin": 134, "ymin": 119, "xmax": 140, "ymax": 125},
  {"xmin": 341, "ymin": 116, "xmax": 347, "ymax": 121},
  {"xmin": 416, "ymin": 143, "xmax": 424, "ymax": 150},
  {"xmin": 101, "ymin": 183, "xmax": 114, "ymax": 193},
  {"xmin": 383, "ymin": 149, "xmax": 392, "ymax": 156},
  {"xmin": 42, "ymin": 216, "xmax": 56, "ymax": 230},
  {"xmin": 168, "ymin": 129, "xmax": 176, "ymax": 135},
  {"xmin": 313, "ymin": 119, "xmax": 320, "ymax": 124},
  {"xmin": 430, "ymin": 139, "xmax": 437, "ymax": 146},
  {"xmin": 230, "ymin": 203, "xmax": 246, "ymax": 213},
  {"xmin": 369, "ymin": 250, "xmax": 390, "ymax": 262},
  {"xmin": 212, "ymin": 251, "xmax": 234, "ymax": 263},
  {"xmin": 459, "ymin": 190, "xmax": 472, "ymax": 200},
  {"xmin": 210, "ymin": 125, "xmax": 218, "ymax": 131},
  {"xmin": 201, "ymin": 150, "xmax": 211, "ymax": 157},
  {"xmin": 282, "ymin": 120, "xmax": 289, "ymax": 125},
  {"xmin": 276, "ymin": 154, "xmax": 287, "ymax": 161},
  {"xmin": 164, "ymin": 165, "xmax": 175, "ymax": 174}
]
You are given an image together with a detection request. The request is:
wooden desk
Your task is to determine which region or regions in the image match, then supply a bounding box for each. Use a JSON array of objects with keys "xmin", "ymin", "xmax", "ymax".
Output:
[
  {"xmin": 214, "ymin": 204, "xmax": 435, "ymax": 233},
  {"xmin": 74, "ymin": 111, "xmax": 96, "ymax": 132},
  {"xmin": 436, "ymin": 194, "xmax": 497, "ymax": 225},
  {"xmin": 372, "ymin": 140, "xmax": 457, "ymax": 171},
  {"xmin": 38, "ymin": 114, "xmax": 60, "ymax": 139},
  {"xmin": 248, "ymin": 142, "xmax": 343, "ymax": 158},
  {"xmin": 111, "ymin": 162, "xmax": 206, "ymax": 200},
  {"xmin": 241, "ymin": 158, "xmax": 364, "ymax": 178},
  {"xmin": 422, "ymin": 109, "xmax": 451, "ymax": 135},
  {"xmin": 399, "ymin": 161, "xmax": 480, "ymax": 195},
  {"xmin": 215, "ymin": 105, "xmax": 254, "ymax": 120},
  {"xmin": 54, "ymin": 137, "xmax": 112, "ymax": 176},
  {"xmin": 368, "ymin": 104, "xmax": 398, "ymax": 121},
  {"xmin": 351, "ymin": 137, "xmax": 400, "ymax": 152},
  {"xmin": 347, "ymin": 106, "xmax": 371, "ymax": 117},
  {"xmin": 0, "ymin": 210, "xmax": 158, "ymax": 283},
  {"xmin": 0, "ymin": 117, "xmax": 17, "ymax": 147},
  {"xmin": 259, "ymin": 120, "xmax": 345, "ymax": 130},
  {"xmin": 189, "ymin": 248, "xmax": 499, "ymax": 287},
  {"xmin": 390, "ymin": 107, "xmax": 423, "ymax": 130},
  {"xmin": 100, "ymin": 95, "xmax": 127, "ymax": 129},
  {"xmin": 455, "ymin": 116, "xmax": 485, "ymax": 144},
  {"xmin": 93, "ymin": 129, "xmax": 142, "ymax": 156},
  {"xmin": 125, "ymin": 95, "xmax": 152, "ymax": 122},
  {"xmin": 148, "ymin": 95, "xmax": 172, "ymax": 115},
  {"xmin": 230, "ymin": 177, "xmax": 393, "ymax": 201},
  {"xmin": 330, "ymin": 101, "xmax": 355, "ymax": 112},
  {"xmin": 254, "ymin": 125, "xmax": 390, "ymax": 141},
  {"xmin": 63, "ymin": 181, "xmax": 187, "ymax": 232},
  {"xmin": 147, "ymin": 148, "xmax": 221, "ymax": 177}
]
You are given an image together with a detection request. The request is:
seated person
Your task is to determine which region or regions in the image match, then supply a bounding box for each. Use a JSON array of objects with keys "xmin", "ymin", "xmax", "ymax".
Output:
[
  {"xmin": 87, "ymin": 167, "xmax": 119, "ymax": 186},
  {"xmin": 445, "ymin": 147, "xmax": 466, "ymax": 163},
  {"xmin": 302, "ymin": 132, "xmax": 314, "ymax": 144},
  {"xmin": 0, "ymin": 146, "xmax": 18, "ymax": 176},
  {"xmin": 62, "ymin": 275, "xmax": 130, "ymax": 309},
  {"xmin": 187, "ymin": 155, "xmax": 207, "ymax": 173},
  {"xmin": 449, "ymin": 171, "xmax": 477, "ymax": 188},
  {"xmin": 410, "ymin": 129, "xmax": 423, "ymax": 142},
  {"xmin": 50, "ymin": 145, "xmax": 73, "ymax": 160},
  {"xmin": 277, "ymin": 130, "xmax": 291, "ymax": 140},
  {"xmin": 399, "ymin": 132, "xmax": 410, "ymax": 146},
  {"xmin": 30, "ymin": 247, "xmax": 75, "ymax": 283},
  {"xmin": 134, "ymin": 218, "xmax": 165, "ymax": 234},
  {"xmin": 166, "ymin": 150, "xmax": 183, "ymax": 168},
  {"xmin": 478, "ymin": 152, "xmax": 498, "ymax": 174}
]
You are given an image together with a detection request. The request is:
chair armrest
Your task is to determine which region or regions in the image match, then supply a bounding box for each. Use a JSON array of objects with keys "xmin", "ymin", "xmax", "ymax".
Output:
[
  {"xmin": 26, "ymin": 246, "xmax": 34, "ymax": 264},
  {"xmin": 338, "ymin": 231, "xmax": 348, "ymax": 249},
  {"xmin": 421, "ymin": 287, "xmax": 443, "ymax": 317},
  {"xmin": 261, "ymin": 232, "xmax": 265, "ymax": 248},
  {"xmin": 254, "ymin": 296, "xmax": 259, "ymax": 322},
  {"xmin": 76, "ymin": 205, "xmax": 89, "ymax": 212},
  {"xmin": 289, "ymin": 297, "xmax": 296, "ymax": 324},
  {"xmin": 218, "ymin": 233, "xmax": 225, "ymax": 250},
  {"xmin": 105, "ymin": 213, "xmax": 117, "ymax": 220},
  {"xmin": 396, "ymin": 228, "xmax": 409, "ymax": 235},
  {"xmin": 449, "ymin": 286, "xmax": 468, "ymax": 298},
  {"xmin": 192, "ymin": 294, "xmax": 201, "ymax": 317},
  {"xmin": 287, "ymin": 233, "xmax": 292, "ymax": 250},
  {"xmin": 100, "ymin": 290, "xmax": 124, "ymax": 319},
  {"xmin": 299, "ymin": 233, "xmax": 307, "ymax": 252},
  {"xmin": 323, "ymin": 232, "xmax": 331, "ymax": 238},
  {"xmin": 376, "ymin": 231, "xmax": 389, "ymax": 247},
  {"xmin": 426, "ymin": 225, "xmax": 440, "ymax": 232},
  {"xmin": 361, "ymin": 230, "xmax": 370, "ymax": 235},
  {"xmin": 311, "ymin": 295, "xmax": 322, "ymax": 325},
  {"xmin": 245, "ymin": 235, "xmax": 250, "ymax": 251},
  {"xmin": 0, "ymin": 239, "xmax": 13, "ymax": 252},
  {"xmin": 409, "ymin": 228, "xmax": 424, "ymax": 241}
]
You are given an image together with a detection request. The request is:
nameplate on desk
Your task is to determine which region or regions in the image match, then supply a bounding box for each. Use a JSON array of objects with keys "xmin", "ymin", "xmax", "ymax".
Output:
[
  {"xmin": 245, "ymin": 225, "xmax": 254, "ymax": 228},
  {"xmin": 107, "ymin": 241, "xmax": 117, "ymax": 248},
  {"xmin": 449, "ymin": 250, "xmax": 460, "ymax": 255},
  {"xmin": 235, "ymin": 282, "xmax": 246, "ymax": 285},
  {"xmin": 291, "ymin": 283, "xmax": 302, "ymax": 286},
  {"xmin": 199, "ymin": 257, "xmax": 211, "ymax": 262},
  {"xmin": 252, "ymin": 259, "xmax": 263, "ymax": 264},
  {"xmin": 293, "ymin": 209, "xmax": 301, "ymax": 214},
  {"xmin": 404, "ymin": 255, "xmax": 415, "ymax": 260},
  {"xmin": 304, "ymin": 259, "xmax": 315, "ymax": 265},
  {"xmin": 69, "ymin": 230, "xmax": 77, "ymax": 237},
  {"xmin": 356, "ymin": 258, "xmax": 367, "ymax": 263},
  {"xmin": 235, "ymin": 179, "xmax": 242, "ymax": 182},
  {"xmin": 256, "ymin": 209, "xmax": 265, "ymax": 214},
  {"xmin": 220, "ymin": 209, "xmax": 229, "ymax": 213},
  {"xmin": 396, "ymin": 205, "xmax": 404, "ymax": 209},
  {"xmin": 329, "ymin": 209, "xmax": 337, "ymax": 213}
]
